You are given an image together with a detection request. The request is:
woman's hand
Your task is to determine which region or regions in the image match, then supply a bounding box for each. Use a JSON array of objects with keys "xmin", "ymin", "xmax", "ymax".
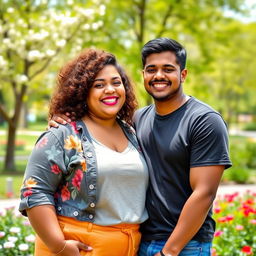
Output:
[{"xmin": 55, "ymin": 240, "xmax": 92, "ymax": 255}]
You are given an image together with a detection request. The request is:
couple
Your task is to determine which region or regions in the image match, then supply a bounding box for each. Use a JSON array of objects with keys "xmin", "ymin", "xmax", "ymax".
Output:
[{"xmin": 19, "ymin": 38, "xmax": 231, "ymax": 256}]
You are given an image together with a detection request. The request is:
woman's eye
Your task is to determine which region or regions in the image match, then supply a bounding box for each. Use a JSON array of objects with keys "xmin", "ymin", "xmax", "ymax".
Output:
[
  {"xmin": 94, "ymin": 83, "xmax": 104, "ymax": 88},
  {"xmin": 113, "ymin": 81, "xmax": 121, "ymax": 86}
]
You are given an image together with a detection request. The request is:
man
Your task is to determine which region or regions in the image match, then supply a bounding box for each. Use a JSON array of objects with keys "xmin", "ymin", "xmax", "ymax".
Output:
[
  {"xmin": 50, "ymin": 38, "xmax": 231, "ymax": 256},
  {"xmin": 134, "ymin": 38, "xmax": 231, "ymax": 256}
]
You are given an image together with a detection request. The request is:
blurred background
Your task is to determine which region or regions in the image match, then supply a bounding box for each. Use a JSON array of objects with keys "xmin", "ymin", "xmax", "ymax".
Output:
[{"xmin": 0, "ymin": 0, "xmax": 256, "ymax": 197}]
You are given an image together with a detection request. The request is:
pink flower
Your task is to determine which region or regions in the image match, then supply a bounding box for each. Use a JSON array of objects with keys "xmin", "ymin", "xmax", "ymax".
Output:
[
  {"xmin": 226, "ymin": 215, "xmax": 234, "ymax": 222},
  {"xmin": 51, "ymin": 164, "xmax": 61, "ymax": 174},
  {"xmin": 217, "ymin": 215, "xmax": 234, "ymax": 223},
  {"xmin": 241, "ymin": 245, "xmax": 253, "ymax": 255},
  {"xmin": 224, "ymin": 192, "xmax": 239, "ymax": 203},
  {"xmin": 214, "ymin": 207, "xmax": 221, "ymax": 214},
  {"xmin": 235, "ymin": 225, "xmax": 244, "ymax": 230},
  {"xmin": 23, "ymin": 189, "xmax": 33, "ymax": 197},
  {"xmin": 214, "ymin": 230, "xmax": 224, "ymax": 237},
  {"xmin": 249, "ymin": 219, "xmax": 256, "ymax": 225},
  {"xmin": 217, "ymin": 217, "xmax": 227, "ymax": 223},
  {"xmin": 6, "ymin": 192, "xmax": 14, "ymax": 198},
  {"xmin": 245, "ymin": 198, "xmax": 254, "ymax": 205},
  {"xmin": 36, "ymin": 137, "xmax": 48, "ymax": 149},
  {"xmin": 241, "ymin": 203, "xmax": 256, "ymax": 217},
  {"xmin": 211, "ymin": 248, "xmax": 218, "ymax": 256},
  {"xmin": 70, "ymin": 122, "xmax": 79, "ymax": 134},
  {"xmin": 61, "ymin": 184, "xmax": 70, "ymax": 202},
  {"xmin": 72, "ymin": 169, "xmax": 83, "ymax": 190}
]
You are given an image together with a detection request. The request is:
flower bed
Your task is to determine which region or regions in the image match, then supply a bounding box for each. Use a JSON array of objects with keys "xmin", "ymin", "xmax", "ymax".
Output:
[
  {"xmin": 0, "ymin": 140, "xmax": 26, "ymax": 151},
  {"xmin": 212, "ymin": 190, "xmax": 256, "ymax": 255},
  {"xmin": 0, "ymin": 206, "xmax": 35, "ymax": 256}
]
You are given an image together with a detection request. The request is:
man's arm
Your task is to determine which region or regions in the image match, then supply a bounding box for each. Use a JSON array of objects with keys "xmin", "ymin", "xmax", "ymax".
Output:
[{"xmin": 155, "ymin": 165, "xmax": 224, "ymax": 256}]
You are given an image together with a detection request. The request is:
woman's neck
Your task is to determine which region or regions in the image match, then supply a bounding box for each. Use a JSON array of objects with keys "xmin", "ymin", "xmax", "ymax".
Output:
[{"xmin": 82, "ymin": 114, "xmax": 117, "ymax": 129}]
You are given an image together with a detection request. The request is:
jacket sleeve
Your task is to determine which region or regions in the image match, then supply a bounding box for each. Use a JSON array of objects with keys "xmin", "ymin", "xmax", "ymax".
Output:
[{"xmin": 19, "ymin": 130, "xmax": 66, "ymax": 216}]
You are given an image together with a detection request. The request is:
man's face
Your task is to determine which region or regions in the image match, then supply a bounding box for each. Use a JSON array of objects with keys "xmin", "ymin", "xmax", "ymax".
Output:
[{"xmin": 143, "ymin": 51, "xmax": 187, "ymax": 102}]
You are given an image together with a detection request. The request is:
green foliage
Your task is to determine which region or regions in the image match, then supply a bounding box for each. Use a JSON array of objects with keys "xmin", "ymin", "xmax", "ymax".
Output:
[
  {"xmin": 0, "ymin": 207, "xmax": 35, "ymax": 255},
  {"xmin": 212, "ymin": 191, "xmax": 256, "ymax": 256},
  {"xmin": 226, "ymin": 167, "xmax": 250, "ymax": 184},
  {"xmin": 230, "ymin": 136, "xmax": 256, "ymax": 171},
  {"xmin": 244, "ymin": 122, "xmax": 256, "ymax": 131}
]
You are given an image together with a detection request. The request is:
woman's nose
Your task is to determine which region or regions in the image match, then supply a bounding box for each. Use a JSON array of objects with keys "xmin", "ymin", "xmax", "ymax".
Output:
[{"xmin": 104, "ymin": 84, "xmax": 115, "ymax": 93}]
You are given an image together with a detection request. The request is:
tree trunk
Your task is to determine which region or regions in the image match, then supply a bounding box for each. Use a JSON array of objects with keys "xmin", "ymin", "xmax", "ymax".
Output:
[
  {"xmin": 3, "ymin": 84, "xmax": 27, "ymax": 172},
  {"xmin": 19, "ymin": 102, "xmax": 29, "ymax": 128},
  {"xmin": 4, "ymin": 122, "xmax": 17, "ymax": 172}
]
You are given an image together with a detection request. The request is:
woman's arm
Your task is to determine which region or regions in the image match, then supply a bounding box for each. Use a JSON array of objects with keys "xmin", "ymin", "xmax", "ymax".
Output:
[{"xmin": 27, "ymin": 205, "xmax": 92, "ymax": 255}]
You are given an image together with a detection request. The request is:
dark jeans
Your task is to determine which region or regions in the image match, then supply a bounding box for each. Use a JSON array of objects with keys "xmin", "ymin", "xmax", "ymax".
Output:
[{"xmin": 138, "ymin": 239, "xmax": 212, "ymax": 256}]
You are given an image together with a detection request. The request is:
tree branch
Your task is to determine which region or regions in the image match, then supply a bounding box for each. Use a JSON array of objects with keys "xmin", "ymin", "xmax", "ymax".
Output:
[
  {"xmin": 0, "ymin": 104, "xmax": 12, "ymax": 124},
  {"xmin": 29, "ymin": 21, "xmax": 83, "ymax": 80},
  {"xmin": 156, "ymin": 4, "xmax": 173, "ymax": 38},
  {"xmin": 138, "ymin": 0, "xmax": 146, "ymax": 44}
]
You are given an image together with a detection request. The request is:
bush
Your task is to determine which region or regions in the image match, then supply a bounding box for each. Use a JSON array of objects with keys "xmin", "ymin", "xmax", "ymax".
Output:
[
  {"xmin": 245, "ymin": 139, "xmax": 256, "ymax": 169},
  {"xmin": 225, "ymin": 167, "xmax": 250, "ymax": 184},
  {"xmin": 228, "ymin": 137, "xmax": 256, "ymax": 183},
  {"xmin": 243, "ymin": 122, "xmax": 256, "ymax": 131},
  {"xmin": 212, "ymin": 191, "xmax": 256, "ymax": 256},
  {"xmin": 0, "ymin": 207, "xmax": 35, "ymax": 255}
]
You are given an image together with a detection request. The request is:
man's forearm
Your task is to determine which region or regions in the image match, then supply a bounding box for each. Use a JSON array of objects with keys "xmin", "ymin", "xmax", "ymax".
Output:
[{"xmin": 162, "ymin": 190, "xmax": 215, "ymax": 256}]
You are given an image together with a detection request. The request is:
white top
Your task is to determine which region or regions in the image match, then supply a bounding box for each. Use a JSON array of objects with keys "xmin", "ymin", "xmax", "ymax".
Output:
[{"xmin": 91, "ymin": 137, "xmax": 148, "ymax": 225}]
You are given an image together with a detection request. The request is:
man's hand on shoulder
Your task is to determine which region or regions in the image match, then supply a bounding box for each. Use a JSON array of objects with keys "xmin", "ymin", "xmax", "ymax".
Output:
[{"xmin": 48, "ymin": 113, "xmax": 72, "ymax": 129}]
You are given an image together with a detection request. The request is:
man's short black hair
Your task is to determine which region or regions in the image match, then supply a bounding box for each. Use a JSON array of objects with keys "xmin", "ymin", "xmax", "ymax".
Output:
[{"xmin": 141, "ymin": 37, "xmax": 187, "ymax": 70}]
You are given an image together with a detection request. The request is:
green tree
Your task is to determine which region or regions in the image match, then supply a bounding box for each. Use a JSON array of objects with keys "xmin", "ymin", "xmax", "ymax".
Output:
[
  {"xmin": 90, "ymin": 0, "xmax": 246, "ymax": 105},
  {"xmin": 0, "ymin": 0, "xmax": 104, "ymax": 171}
]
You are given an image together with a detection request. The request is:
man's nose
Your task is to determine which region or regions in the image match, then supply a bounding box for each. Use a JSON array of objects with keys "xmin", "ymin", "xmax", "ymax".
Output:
[{"xmin": 154, "ymin": 69, "xmax": 165, "ymax": 79}]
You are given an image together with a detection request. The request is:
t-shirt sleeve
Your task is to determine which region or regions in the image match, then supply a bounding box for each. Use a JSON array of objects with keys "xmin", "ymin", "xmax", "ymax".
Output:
[
  {"xmin": 190, "ymin": 112, "xmax": 232, "ymax": 169},
  {"xmin": 19, "ymin": 131, "xmax": 66, "ymax": 215}
]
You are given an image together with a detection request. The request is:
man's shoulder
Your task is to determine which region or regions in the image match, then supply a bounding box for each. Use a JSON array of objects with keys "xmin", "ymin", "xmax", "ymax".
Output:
[
  {"xmin": 188, "ymin": 97, "xmax": 228, "ymax": 129},
  {"xmin": 188, "ymin": 97, "xmax": 221, "ymax": 117},
  {"xmin": 135, "ymin": 104, "xmax": 154, "ymax": 118}
]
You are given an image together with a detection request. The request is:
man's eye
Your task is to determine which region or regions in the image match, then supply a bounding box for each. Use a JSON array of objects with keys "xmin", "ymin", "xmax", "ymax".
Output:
[
  {"xmin": 164, "ymin": 68, "xmax": 174, "ymax": 73},
  {"xmin": 146, "ymin": 69, "xmax": 156, "ymax": 73}
]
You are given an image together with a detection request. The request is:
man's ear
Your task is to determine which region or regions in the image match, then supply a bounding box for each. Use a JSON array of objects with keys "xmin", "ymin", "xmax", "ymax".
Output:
[{"xmin": 181, "ymin": 69, "xmax": 188, "ymax": 83}]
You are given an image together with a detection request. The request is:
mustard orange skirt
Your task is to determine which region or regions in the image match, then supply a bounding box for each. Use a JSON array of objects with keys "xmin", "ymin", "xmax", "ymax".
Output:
[{"xmin": 34, "ymin": 215, "xmax": 141, "ymax": 256}]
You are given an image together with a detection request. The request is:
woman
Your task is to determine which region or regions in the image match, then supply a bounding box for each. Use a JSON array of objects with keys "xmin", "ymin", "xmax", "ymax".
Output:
[{"xmin": 19, "ymin": 49, "xmax": 148, "ymax": 256}]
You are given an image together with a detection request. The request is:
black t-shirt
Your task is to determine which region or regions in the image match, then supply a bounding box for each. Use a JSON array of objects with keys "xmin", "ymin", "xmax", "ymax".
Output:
[{"xmin": 133, "ymin": 97, "xmax": 232, "ymax": 242}]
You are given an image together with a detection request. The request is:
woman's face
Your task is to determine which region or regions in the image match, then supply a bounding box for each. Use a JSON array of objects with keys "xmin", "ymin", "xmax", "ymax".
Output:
[{"xmin": 86, "ymin": 65, "xmax": 126, "ymax": 120}]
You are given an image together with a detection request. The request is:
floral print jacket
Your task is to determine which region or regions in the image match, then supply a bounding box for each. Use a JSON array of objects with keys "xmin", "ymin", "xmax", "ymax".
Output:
[{"xmin": 19, "ymin": 120, "xmax": 141, "ymax": 222}]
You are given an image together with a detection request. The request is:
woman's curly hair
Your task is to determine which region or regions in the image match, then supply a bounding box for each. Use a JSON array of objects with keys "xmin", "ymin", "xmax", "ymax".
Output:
[{"xmin": 49, "ymin": 49, "xmax": 137, "ymax": 125}]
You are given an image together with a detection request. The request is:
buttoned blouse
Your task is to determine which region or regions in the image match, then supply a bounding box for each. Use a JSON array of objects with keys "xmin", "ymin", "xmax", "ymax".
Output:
[{"xmin": 19, "ymin": 119, "xmax": 145, "ymax": 222}]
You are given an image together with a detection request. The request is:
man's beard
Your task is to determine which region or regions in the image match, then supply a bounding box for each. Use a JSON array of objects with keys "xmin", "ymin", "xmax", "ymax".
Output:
[{"xmin": 147, "ymin": 82, "xmax": 182, "ymax": 102}]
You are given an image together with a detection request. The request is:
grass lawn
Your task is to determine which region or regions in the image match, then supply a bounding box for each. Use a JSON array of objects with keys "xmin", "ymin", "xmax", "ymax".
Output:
[
  {"xmin": 0, "ymin": 128, "xmax": 42, "ymax": 156},
  {"xmin": 0, "ymin": 134, "xmax": 38, "ymax": 157},
  {"xmin": 0, "ymin": 174, "xmax": 24, "ymax": 198}
]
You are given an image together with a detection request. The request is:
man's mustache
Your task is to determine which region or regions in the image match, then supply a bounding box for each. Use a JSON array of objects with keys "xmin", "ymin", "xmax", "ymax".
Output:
[{"xmin": 149, "ymin": 80, "xmax": 172, "ymax": 86}]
